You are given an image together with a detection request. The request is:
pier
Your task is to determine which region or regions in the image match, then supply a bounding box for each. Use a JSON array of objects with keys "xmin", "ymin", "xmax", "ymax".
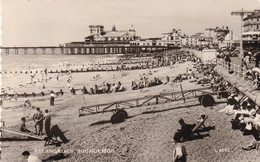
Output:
[{"xmin": 1, "ymin": 45, "xmax": 167, "ymax": 55}]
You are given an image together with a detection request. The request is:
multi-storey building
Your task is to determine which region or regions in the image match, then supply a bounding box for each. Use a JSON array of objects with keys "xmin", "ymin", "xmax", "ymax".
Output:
[
  {"xmin": 213, "ymin": 26, "xmax": 234, "ymax": 49},
  {"xmin": 242, "ymin": 9, "xmax": 260, "ymax": 49},
  {"xmin": 130, "ymin": 28, "xmax": 183, "ymax": 48}
]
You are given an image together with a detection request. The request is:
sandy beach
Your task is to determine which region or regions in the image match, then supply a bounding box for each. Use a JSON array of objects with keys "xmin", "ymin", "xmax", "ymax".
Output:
[{"xmin": 1, "ymin": 54, "xmax": 260, "ymax": 162}]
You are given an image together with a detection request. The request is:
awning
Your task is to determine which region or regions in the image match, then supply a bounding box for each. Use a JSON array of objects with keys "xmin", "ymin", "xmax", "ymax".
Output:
[{"xmin": 243, "ymin": 31, "xmax": 260, "ymax": 35}]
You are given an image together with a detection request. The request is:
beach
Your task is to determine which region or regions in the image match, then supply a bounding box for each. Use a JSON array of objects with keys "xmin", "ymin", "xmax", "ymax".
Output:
[{"xmin": 1, "ymin": 54, "xmax": 260, "ymax": 162}]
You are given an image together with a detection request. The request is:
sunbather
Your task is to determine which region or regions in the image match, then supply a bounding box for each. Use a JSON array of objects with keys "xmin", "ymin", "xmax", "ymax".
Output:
[
  {"xmin": 20, "ymin": 117, "xmax": 31, "ymax": 133},
  {"xmin": 177, "ymin": 119, "xmax": 196, "ymax": 141}
]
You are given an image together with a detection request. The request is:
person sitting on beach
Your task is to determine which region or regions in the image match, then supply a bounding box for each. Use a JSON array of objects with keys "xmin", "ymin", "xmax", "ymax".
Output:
[
  {"xmin": 117, "ymin": 83, "xmax": 125, "ymax": 92},
  {"xmin": 93, "ymin": 85, "xmax": 98, "ymax": 94},
  {"xmin": 20, "ymin": 117, "xmax": 31, "ymax": 133},
  {"xmin": 131, "ymin": 81, "xmax": 138, "ymax": 90},
  {"xmin": 231, "ymin": 101, "xmax": 256, "ymax": 130},
  {"xmin": 176, "ymin": 119, "xmax": 196, "ymax": 141},
  {"xmin": 138, "ymin": 81, "xmax": 144, "ymax": 89},
  {"xmin": 105, "ymin": 83, "xmax": 111, "ymax": 93},
  {"xmin": 155, "ymin": 77, "xmax": 162, "ymax": 85},
  {"xmin": 115, "ymin": 82, "xmax": 121, "ymax": 92},
  {"xmin": 89, "ymin": 87, "xmax": 94, "ymax": 94},
  {"xmin": 22, "ymin": 151, "xmax": 41, "ymax": 162},
  {"xmin": 24, "ymin": 99, "xmax": 32, "ymax": 108},
  {"xmin": 82, "ymin": 86, "xmax": 88, "ymax": 94}
]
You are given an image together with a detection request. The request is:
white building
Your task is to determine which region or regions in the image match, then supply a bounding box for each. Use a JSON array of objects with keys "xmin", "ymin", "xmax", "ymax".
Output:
[
  {"xmin": 85, "ymin": 25, "xmax": 137, "ymax": 43},
  {"xmin": 130, "ymin": 28, "xmax": 184, "ymax": 47}
]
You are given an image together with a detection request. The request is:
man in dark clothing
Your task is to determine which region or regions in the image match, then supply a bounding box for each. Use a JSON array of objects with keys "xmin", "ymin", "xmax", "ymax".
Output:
[
  {"xmin": 255, "ymin": 52, "xmax": 260, "ymax": 68},
  {"xmin": 224, "ymin": 53, "xmax": 231, "ymax": 71},
  {"xmin": 177, "ymin": 119, "xmax": 196, "ymax": 141},
  {"xmin": 44, "ymin": 109, "xmax": 51, "ymax": 137}
]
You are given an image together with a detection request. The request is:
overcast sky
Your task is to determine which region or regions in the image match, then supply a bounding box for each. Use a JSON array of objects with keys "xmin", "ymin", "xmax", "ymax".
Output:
[{"xmin": 1, "ymin": 0, "xmax": 260, "ymax": 46}]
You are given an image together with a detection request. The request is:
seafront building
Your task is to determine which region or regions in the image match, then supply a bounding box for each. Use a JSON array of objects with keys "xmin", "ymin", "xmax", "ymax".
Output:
[
  {"xmin": 130, "ymin": 28, "xmax": 183, "ymax": 48},
  {"xmin": 214, "ymin": 26, "xmax": 234, "ymax": 49},
  {"xmin": 4, "ymin": 9, "xmax": 258, "ymax": 55},
  {"xmin": 85, "ymin": 25, "xmax": 137, "ymax": 43},
  {"xmin": 63, "ymin": 25, "xmax": 167, "ymax": 54},
  {"xmin": 242, "ymin": 9, "xmax": 260, "ymax": 49}
]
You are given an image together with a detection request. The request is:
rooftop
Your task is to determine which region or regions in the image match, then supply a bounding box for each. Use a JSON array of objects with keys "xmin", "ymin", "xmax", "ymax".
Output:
[{"xmin": 244, "ymin": 10, "xmax": 260, "ymax": 20}]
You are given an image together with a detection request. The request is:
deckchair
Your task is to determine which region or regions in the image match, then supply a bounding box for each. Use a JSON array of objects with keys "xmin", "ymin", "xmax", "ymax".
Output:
[
  {"xmin": 191, "ymin": 115, "xmax": 208, "ymax": 134},
  {"xmin": 0, "ymin": 121, "xmax": 45, "ymax": 140},
  {"xmin": 44, "ymin": 125, "xmax": 69, "ymax": 146}
]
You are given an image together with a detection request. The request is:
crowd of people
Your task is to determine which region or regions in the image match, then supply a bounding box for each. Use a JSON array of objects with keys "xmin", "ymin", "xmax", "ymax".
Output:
[
  {"xmin": 131, "ymin": 76, "xmax": 163, "ymax": 90},
  {"xmin": 20, "ymin": 107, "xmax": 52, "ymax": 137},
  {"xmin": 82, "ymin": 81, "xmax": 126, "ymax": 95},
  {"xmin": 219, "ymin": 91, "xmax": 260, "ymax": 150}
]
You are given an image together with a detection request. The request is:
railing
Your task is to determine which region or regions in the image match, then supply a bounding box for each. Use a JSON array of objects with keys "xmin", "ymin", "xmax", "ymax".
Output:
[
  {"xmin": 78, "ymin": 86, "xmax": 216, "ymax": 117},
  {"xmin": 216, "ymin": 58, "xmax": 259, "ymax": 88}
]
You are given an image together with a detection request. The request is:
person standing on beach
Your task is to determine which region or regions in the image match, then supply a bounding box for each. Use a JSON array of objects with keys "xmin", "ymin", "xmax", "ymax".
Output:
[
  {"xmin": 224, "ymin": 52, "xmax": 231, "ymax": 71},
  {"xmin": 32, "ymin": 108, "xmax": 44, "ymax": 135},
  {"xmin": 244, "ymin": 52, "xmax": 250, "ymax": 69},
  {"xmin": 44, "ymin": 109, "xmax": 51, "ymax": 137},
  {"xmin": 44, "ymin": 68, "xmax": 48, "ymax": 76},
  {"xmin": 14, "ymin": 92, "xmax": 18, "ymax": 101},
  {"xmin": 50, "ymin": 91, "xmax": 55, "ymax": 106},
  {"xmin": 255, "ymin": 52, "xmax": 260, "ymax": 68}
]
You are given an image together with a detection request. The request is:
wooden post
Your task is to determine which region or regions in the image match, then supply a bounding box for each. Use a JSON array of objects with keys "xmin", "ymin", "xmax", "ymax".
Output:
[
  {"xmin": 155, "ymin": 96, "xmax": 159, "ymax": 104},
  {"xmin": 180, "ymin": 84, "xmax": 185, "ymax": 103}
]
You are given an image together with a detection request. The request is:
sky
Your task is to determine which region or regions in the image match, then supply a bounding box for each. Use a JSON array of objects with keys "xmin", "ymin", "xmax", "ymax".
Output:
[{"xmin": 1, "ymin": 0, "xmax": 260, "ymax": 46}]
